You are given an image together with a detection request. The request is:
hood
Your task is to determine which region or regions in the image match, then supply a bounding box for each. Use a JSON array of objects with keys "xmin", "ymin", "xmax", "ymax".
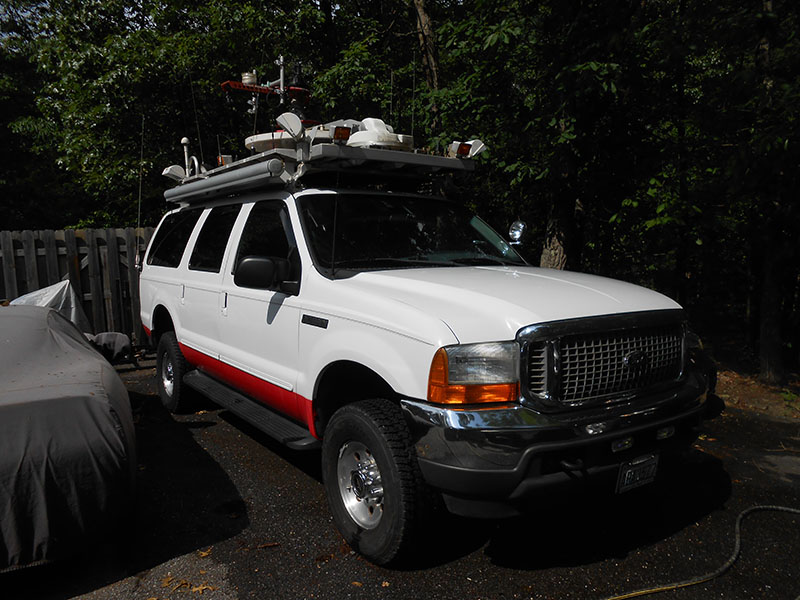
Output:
[{"xmin": 339, "ymin": 266, "xmax": 682, "ymax": 344}]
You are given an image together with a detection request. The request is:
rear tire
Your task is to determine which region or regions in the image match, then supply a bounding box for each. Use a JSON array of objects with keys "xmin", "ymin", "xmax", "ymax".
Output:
[
  {"xmin": 156, "ymin": 332, "xmax": 191, "ymax": 413},
  {"xmin": 321, "ymin": 399, "xmax": 423, "ymax": 565}
]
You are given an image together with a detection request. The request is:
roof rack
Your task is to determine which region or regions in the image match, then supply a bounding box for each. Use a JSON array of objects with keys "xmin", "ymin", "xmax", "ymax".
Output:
[{"xmin": 162, "ymin": 113, "xmax": 486, "ymax": 204}]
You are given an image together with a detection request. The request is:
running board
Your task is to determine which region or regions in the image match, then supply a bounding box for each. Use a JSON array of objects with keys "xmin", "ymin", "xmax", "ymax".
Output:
[{"xmin": 183, "ymin": 371, "xmax": 320, "ymax": 450}]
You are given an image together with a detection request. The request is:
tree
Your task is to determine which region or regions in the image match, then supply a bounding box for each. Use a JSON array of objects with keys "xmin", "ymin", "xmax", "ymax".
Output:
[
  {"xmin": 8, "ymin": 0, "xmax": 334, "ymax": 227},
  {"xmin": 1, "ymin": 0, "xmax": 798, "ymax": 378},
  {"xmin": 1, "ymin": 0, "xmax": 83, "ymax": 229}
]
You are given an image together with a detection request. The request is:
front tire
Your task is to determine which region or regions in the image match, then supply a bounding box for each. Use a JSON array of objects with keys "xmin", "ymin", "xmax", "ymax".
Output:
[
  {"xmin": 156, "ymin": 331, "xmax": 190, "ymax": 413},
  {"xmin": 321, "ymin": 399, "xmax": 423, "ymax": 565}
]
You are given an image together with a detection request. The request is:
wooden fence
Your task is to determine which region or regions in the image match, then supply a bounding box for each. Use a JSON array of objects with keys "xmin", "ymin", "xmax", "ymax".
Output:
[{"xmin": 0, "ymin": 228, "xmax": 155, "ymax": 345}]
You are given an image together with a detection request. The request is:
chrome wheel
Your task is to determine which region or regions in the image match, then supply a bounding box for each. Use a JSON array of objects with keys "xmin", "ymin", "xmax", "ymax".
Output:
[
  {"xmin": 337, "ymin": 441, "xmax": 384, "ymax": 529},
  {"xmin": 322, "ymin": 399, "xmax": 423, "ymax": 564},
  {"xmin": 161, "ymin": 353, "xmax": 174, "ymax": 397},
  {"xmin": 156, "ymin": 332, "xmax": 190, "ymax": 413}
]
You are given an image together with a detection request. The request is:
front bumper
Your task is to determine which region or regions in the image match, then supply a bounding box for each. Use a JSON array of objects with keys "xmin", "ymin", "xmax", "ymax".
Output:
[{"xmin": 401, "ymin": 369, "xmax": 711, "ymax": 517}]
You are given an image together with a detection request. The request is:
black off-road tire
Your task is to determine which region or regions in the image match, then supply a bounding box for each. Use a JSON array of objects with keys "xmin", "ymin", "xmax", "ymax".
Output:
[
  {"xmin": 321, "ymin": 399, "xmax": 425, "ymax": 565},
  {"xmin": 156, "ymin": 331, "xmax": 191, "ymax": 413}
]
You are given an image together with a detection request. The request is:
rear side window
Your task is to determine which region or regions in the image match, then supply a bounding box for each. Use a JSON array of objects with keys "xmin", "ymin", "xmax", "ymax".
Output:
[
  {"xmin": 146, "ymin": 208, "xmax": 202, "ymax": 268},
  {"xmin": 189, "ymin": 204, "xmax": 242, "ymax": 272}
]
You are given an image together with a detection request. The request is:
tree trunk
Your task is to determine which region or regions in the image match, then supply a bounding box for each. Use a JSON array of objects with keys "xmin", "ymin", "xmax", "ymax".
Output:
[
  {"xmin": 539, "ymin": 218, "xmax": 568, "ymax": 270},
  {"xmin": 318, "ymin": 0, "xmax": 339, "ymax": 67},
  {"xmin": 758, "ymin": 241, "xmax": 785, "ymax": 383},
  {"xmin": 540, "ymin": 193, "xmax": 581, "ymax": 270},
  {"xmin": 757, "ymin": 0, "xmax": 774, "ymax": 100},
  {"xmin": 674, "ymin": 0, "xmax": 690, "ymax": 306},
  {"xmin": 540, "ymin": 115, "xmax": 580, "ymax": 270},
  {"xmin": 755, "ymin": 0, "xmax": 785, "ymax": 383},
  {"xmin": 411, "ymin": 0, "xmax": 440, "ymax": 124},
  {"xmin": 412, "ymin": 0, "xmax": 439, "ymax": 90}
]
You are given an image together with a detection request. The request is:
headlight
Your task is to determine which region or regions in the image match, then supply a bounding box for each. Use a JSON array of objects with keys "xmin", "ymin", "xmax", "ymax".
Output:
[{"xmin": 427, "ymin": 342, "xmax": 520, "ymax": 405}]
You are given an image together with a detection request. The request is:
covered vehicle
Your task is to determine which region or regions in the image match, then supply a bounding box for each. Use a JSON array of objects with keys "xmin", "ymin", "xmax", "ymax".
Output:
[
  {"xmin": 0, "ymin": 305, "xmax": 136, "ymax": 572},
  {"xmin": 10, "ymin": 281, "xmax": 136, "ymax": 365}
]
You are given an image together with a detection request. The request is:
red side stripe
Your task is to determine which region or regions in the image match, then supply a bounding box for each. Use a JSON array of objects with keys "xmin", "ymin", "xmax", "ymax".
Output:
[{"xmin": 179, "ymin": 343, "xmax": 317, "ymax": 438}]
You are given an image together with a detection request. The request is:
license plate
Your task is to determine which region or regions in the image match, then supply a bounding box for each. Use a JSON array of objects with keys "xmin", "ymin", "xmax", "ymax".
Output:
[{"xmin": 616, "ymin": 453, "xmax": 659, "ymax": 493}]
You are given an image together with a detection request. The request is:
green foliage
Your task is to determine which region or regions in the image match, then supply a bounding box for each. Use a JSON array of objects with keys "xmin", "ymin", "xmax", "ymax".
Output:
[
  {"xmin": 315, "ymin": 32, "xmax": 390, "ymax": 115},
  {"xmin": 2, "ymin": 0, "xmax": 333, "ymax": 227},
  {"xmin": 1, "ymin": 0, "xmax": 798, "ymax": 373}
]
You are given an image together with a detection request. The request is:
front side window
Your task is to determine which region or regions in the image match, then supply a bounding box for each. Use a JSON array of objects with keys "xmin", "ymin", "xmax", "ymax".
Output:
[
  {"xmin": 234, "ymin": 200, "xmax": 300, "ymax": 282},
  {"xmin": 236, "ymin": 201, "xmax": 295, "ymax": 259},
  {"xmin": 146, "ymin": 208, "xmax": 202, "ymax": 268},
  {"xmin": 297, "ymin": 193, "xmax": 525, "ymax": 278},
  {"xmin": 189, "ymin": 204, "xmax": 242, "ymax": 272}
]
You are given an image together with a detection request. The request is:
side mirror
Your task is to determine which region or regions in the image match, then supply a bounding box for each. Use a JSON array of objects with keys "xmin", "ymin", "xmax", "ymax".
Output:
[
  {"xmin": 508, "ymin": 220, "xmax": 527, "ymax": 246},
  {"xmin": 234, "ymin": 256, "xmax": 291, "ymax": 290}
]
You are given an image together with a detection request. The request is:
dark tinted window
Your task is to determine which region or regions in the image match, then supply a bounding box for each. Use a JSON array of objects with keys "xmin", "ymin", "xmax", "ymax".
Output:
[
  {"xmin": 236, "ymin": 201, "xmax": 295, "ymax": 262},
  {"xmin": 234, "ymin": 200, "xmax": 300, "ymax": 284},
  {"xmin": 146, "ymin": 208, "xmax": 202, "ymax": 268},
  {"xmin": 189, "ymin": 204, "xmax": 242, "ymax": 272},
  {"xmin": 297, "ymin": 193, "xmax": 525, "ymax": 278}
]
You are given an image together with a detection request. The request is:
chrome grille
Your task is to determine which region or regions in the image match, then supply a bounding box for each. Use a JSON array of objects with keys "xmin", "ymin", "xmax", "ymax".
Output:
[
  {"xmin": 558, "ymin": 325, "xmax": 683, "ymax": 404},
  {"xmin": 522, "ymin": 313, "xmax": 685, "ymax": 409},
  {"xmin": 528, "ymin": 343, "xmax": 548, "ymax": 394}
]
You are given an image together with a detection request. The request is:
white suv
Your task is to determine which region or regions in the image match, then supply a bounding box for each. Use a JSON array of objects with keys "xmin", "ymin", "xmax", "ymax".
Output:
[{"xmin": 140, "ymin": 115, "xmax": 715, "ymax": 564}]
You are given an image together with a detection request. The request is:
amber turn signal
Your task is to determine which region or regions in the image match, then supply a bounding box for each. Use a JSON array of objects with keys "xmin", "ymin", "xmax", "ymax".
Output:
[
  {"xmin": 427, "ymin": 347, "xmax": 519, "ymax": 405},
  {"xmin": 333, "ymin": 126, "xmax": 351, "ymax": 143}
]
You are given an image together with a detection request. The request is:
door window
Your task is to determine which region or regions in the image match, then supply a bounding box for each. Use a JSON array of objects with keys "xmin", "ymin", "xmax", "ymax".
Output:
[
  {"xmin": 189, "ymin": 204, "xmax": 242, "ymax": 272},
  {"xmin": 234, "ymin": 200, "xmax": 300, "ymax": 282}
]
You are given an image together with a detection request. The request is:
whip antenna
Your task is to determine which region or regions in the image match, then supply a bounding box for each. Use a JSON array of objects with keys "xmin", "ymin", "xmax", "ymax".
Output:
[{"xmin": 135, "ymin": 113, "xmax": 145, "ymax": 270}]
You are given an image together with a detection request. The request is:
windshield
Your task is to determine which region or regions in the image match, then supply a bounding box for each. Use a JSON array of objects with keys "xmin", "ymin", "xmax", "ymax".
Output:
[{"xmin": 296, "ymin": 193, "xmax": 526, "ymax": 278}]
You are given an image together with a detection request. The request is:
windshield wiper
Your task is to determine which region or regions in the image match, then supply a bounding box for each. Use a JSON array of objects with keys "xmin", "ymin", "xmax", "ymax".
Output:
[
  {"xmin": 333, "ymin": 257, "xmax": 460, "ymax": 269},
  {"xmin": 450, "ymin": 256, "xmax": 518, "ymax": 266},
  {"xmin": 333, "ymin": 256, "xmax": 523, "ymax": 271}
]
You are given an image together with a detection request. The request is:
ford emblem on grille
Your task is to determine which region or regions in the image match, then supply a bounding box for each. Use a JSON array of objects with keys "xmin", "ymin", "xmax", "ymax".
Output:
[{"xmin": 623, "ymin": 350, "xmax": 649, "ymax": 371}]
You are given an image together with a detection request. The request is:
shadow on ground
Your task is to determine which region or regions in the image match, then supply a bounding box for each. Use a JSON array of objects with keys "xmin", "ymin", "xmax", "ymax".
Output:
[
  {"xmin": 4, "ymin": 390, "xmax": 248, "ymax": 600},
  {"xmin": 396, "ymin": 447, "xmax": 731, "ymax": 570},
  {"xmin": 485, "ymin": 448, "xmax": 730, "ymax": 569},
  {"xmin": 1, "ymin": 363, "xmax": 735, "ymax": 597},
  {"xmin": 212, "ymin": 395, "xmax": 732, "ymax": 572},
  {"xmin": 218, "ymin": 410, "xmax": 323, "ymax": 481}
]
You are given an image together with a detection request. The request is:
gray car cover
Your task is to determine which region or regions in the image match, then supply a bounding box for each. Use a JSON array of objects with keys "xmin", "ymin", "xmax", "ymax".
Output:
[
  {"xmin": 9, "ymin": 280, "xmax": 93, "ymax": 334},
  {"xmin": 0, "ymin": 305, "xmax": 136, "ymax": 572},
  {"xmin": 10, "ymin": 281, "xmax": 136, "ymax": 364}
]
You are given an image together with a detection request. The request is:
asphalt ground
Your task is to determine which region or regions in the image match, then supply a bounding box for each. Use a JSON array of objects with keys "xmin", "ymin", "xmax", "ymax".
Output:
[{"xmin": 4, "ymin": 358, "xmax": 799, "ymax": 600}]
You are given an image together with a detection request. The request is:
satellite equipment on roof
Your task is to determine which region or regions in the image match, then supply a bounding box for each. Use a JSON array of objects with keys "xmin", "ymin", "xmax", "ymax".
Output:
[
  {"xmin": 220, "ymin": 55, "xmax": 312, "ymax": 114},
  {"xmin": 276, "ymin": 112, "xmax": 305, "ymax": 142},
  {"xmin": 162, "ymin": 165, "xmax": 185, "ymax": 181},
  {"xmin": 161, "ymin": 61, "xmax": 488, "ymax": 202},
  {"xmin": 348, "ymin": 118, "xmax": 413, "ymax": 151}
]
